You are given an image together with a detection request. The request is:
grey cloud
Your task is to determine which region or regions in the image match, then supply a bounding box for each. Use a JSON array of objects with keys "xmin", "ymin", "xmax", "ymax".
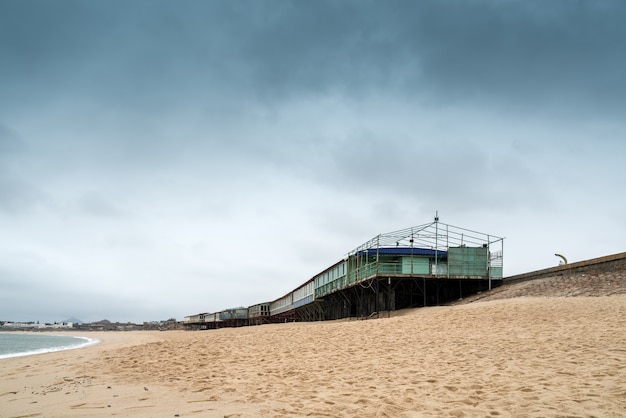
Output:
[
  {"xmin": 3, "ymin": 1, "xmax": 624, "ymax": 117},
  {"xmin": 75, "ymin": 193, "xmax": 128, "ymax": 219},
  {"xmin": 213, "ymin": 0, "xmax": 626, "ymax": 114},
  {"xmin": 260, "ymin": 114, "xmax": 551, "ymax": 213},
  {"xmin": 0, "ymin": 252, "xmax": 180, "ymax": 323},
  {"xmin": 0, "ymin": 172, "xmax": 47, "ymax": 213},
  {"xmin": 0, "ymin": 122, "xmax": 48, "ymax": 213},
  {"xmin": 0, "ymin": 124, "xmax": 26, "ymax": 154},
  {"xmin": 402, "ymin": 1, "xmax": 626, "ymax": 113},
  {"xmin": 0, "ymin": 284, "xmax": 149, "ymax": 323}
]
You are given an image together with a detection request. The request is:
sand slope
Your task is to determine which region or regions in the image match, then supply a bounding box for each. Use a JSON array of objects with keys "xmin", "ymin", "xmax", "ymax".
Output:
[
  {"xmin": 459, "ymin": 270, "xmax": 626, "ymax": 304},
  {"xmin": 2, "ymin": 294, "xmax": 625, "ymax": 417}
]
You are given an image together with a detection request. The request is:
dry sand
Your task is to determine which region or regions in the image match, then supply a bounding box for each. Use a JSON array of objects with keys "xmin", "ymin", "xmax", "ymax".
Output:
[{"xmin": 1, "ymin": 295, "xmax": 625, "ymax": 417}]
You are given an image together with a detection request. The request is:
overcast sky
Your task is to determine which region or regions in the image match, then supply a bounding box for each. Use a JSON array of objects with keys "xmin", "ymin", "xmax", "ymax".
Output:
[{"xmin": 1, "ymin": 0, "xmax": 624, "ymax": 323}]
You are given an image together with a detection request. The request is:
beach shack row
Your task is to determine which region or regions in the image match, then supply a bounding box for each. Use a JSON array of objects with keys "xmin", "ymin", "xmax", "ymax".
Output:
[{"xmin": 184, "ymin": 218, "xmax": 504, "ymax": 329}]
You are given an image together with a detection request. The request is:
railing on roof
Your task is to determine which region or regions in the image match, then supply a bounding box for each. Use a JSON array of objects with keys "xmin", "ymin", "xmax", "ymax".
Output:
[
  {"xmin": 344, "ymin": 218, "xmax": 504, "ymax": 285},
  {"xmin": 348, "ymin": 220, "xmax": 503, "ymax": 256}
]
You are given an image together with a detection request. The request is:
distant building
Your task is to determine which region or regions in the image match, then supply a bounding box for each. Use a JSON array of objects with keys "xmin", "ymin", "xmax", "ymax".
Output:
[{"xmin": 0, "ymin": 321, "xmax": 74, "ymax": 330}]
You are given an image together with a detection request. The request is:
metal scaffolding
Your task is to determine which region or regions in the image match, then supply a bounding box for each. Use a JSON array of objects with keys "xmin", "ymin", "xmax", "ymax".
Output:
[{"xmin": 346, "ymin": 214, "xmax": 505, "ymax": 289}]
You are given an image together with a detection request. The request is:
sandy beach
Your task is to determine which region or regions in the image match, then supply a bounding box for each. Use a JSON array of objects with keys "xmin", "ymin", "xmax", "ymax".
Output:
[{"xmin": 1, "ymin": 294, "xmax": 625, "ymax": 417}]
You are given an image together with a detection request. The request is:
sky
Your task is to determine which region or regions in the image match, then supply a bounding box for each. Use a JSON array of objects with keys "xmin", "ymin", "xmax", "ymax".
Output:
[{"xmin": 1, "ymin": 0, "xmax": 624, "ymax": 323}]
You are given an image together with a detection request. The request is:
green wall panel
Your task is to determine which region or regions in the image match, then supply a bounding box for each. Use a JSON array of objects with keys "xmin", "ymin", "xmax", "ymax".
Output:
[
  {"xmin": 448, "ymin": 246, "xmax": 488, "ymax": 276},
  {"xmin": 401, "ymin": 257, "xmax": 430, "ymax": 274}
]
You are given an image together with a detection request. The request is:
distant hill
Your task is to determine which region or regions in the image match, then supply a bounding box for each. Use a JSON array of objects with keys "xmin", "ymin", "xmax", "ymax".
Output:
[{"xmin": 63, "ymin": 317, "xmax": 83, "ymax": 324}]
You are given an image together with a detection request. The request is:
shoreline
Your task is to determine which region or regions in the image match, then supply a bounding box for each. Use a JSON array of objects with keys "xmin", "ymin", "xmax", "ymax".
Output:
[
  {"xmin": 0, "ymin": 333, "xmax": 101, "ymax": 360},
  {"xmin": 1, "ymin": 296, "xmax": 625, "ymax": 417}
]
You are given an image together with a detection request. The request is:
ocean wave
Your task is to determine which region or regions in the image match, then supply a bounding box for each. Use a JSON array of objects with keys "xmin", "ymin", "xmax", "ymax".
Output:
[{"xmin": 0, "ymin": 335, "xmax": 101, "ymax": 360}]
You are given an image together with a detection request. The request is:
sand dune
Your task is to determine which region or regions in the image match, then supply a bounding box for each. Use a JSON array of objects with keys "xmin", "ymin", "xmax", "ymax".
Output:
[{"xmin": 1, "ymin": 292, "xmax": 625, "ymax": 416}]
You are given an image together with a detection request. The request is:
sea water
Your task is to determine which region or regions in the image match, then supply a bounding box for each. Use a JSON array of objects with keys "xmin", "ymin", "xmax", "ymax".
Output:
[{"xmin": 0, "ymin": 333, "xmax": 99, "ymax": 359}]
